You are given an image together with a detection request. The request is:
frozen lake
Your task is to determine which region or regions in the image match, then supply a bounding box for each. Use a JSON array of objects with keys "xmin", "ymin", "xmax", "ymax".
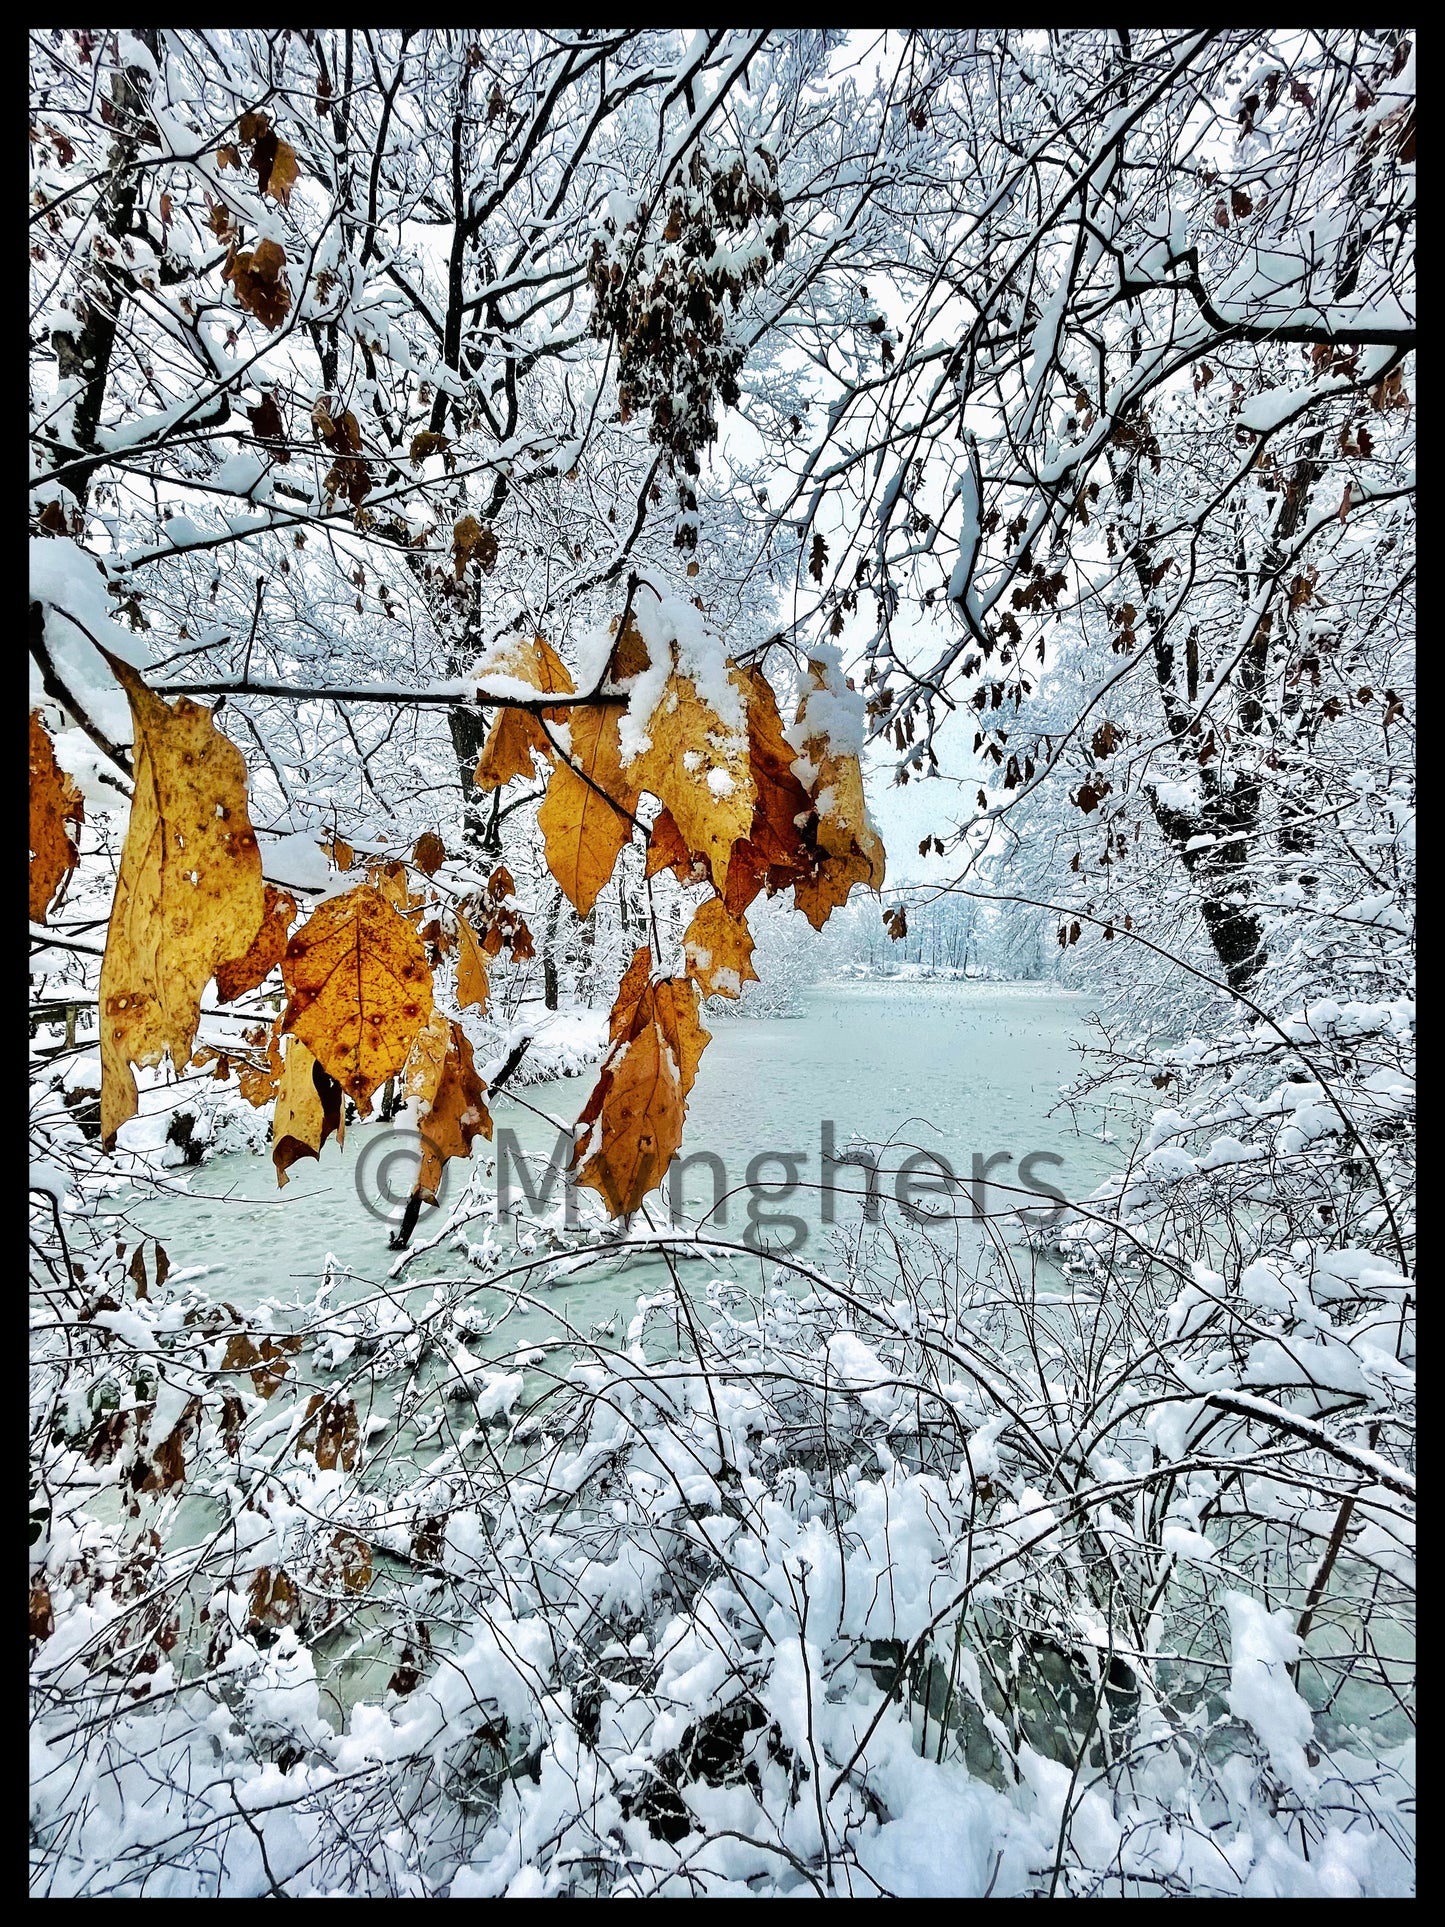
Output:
[{"xmin": 116, "ymin": 979, "xmax": 1122, "ymax": 1322}]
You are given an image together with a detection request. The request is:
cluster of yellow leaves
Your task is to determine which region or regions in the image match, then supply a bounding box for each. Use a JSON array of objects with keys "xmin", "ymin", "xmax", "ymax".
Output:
[
  {"xmin": 573, "ymin": 946, "xmax": 710, "ymax": 1216},
  {"xmin": 467, "ymin": 608, "xmax": 885, "ymax": 1219},
  {"xmin": 29, "ymin": 710, "xmax": 83, "ymax": 923}
]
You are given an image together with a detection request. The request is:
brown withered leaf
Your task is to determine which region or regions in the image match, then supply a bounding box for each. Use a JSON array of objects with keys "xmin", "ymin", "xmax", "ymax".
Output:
[
  {"xmin": 246, "ymin": 392, "xmax": 289, "ymax": 459},
  {"xmin": 538, "ymin": 703, "xmax": 638, "ymax": 916},
  {"xmin": 215, "ymin": 884, "xmax": 296, "ymax": 1003},
  {"xmin": 452, "ymin": 514, "xmax": 499, "ymax": 580},
  {"xmin": 252, "ymin": 128, "xmax": 299, "ymax": 206},
  {"xmin": 455, "ymin": 913, "xmax": 490, "ymax": 1012},
  {"xmin": 683, "ymin": 896, "xmax": 760, "ymax": 1000},
  {"xmin": 573, "ymin": 948, "xmax": 710, "ymax": 1217},
  {"xmin": 328, "ymin": 1529, "xmax": 372, "ymax": 1594},
  {"xmin": 222, "ymin": 1329, "xmax": 301, "ymax": 1399},
  {"xmin": 237, "ymin": 1019, "xmax": 285, "ymax": 1107},
  {"xmin": 412, "ymin": 830, "xmax": 446, "ymax": 877},
  {"xmin": 607, "ymin": 611, "xmax": 652, "ymax": 683},
  {"xmin": 223, "ymin": 237, "xmax": 291, "ymax": 331},
  {"xmin": 99, "ymin": 664, "xmax": 266, "ymax": 1147},
  {"xmin": 628, "ymin": 646, "xmax": 755, "ymax": 897},
  {"xmin": 30, "ymin": 1581, "xmax": 54, "ymax": 1644},
  {"xmin": 247, "ymin": 1567, "xmax": 299, "ymax": 1630},
  {"xmin": 135, "ymin": 1396, "xmax": 201, "ymax": 1493},
  {"xmin": 415, "ymin": 1020, "xmax": 492, "ymax": 1199},
  {"xmin": 29, "ymin": 709, "xmax": 83, "ymax": 923},
  {"xmin": 367, "ymin": 858, "xmax": 425, "ymax": 916},
  {"xmin": 272, "ymin": 1035, "xmax": 344, "ymax": 1187},
  {"xmin": 297, "ymin": 1392, "xmax": 359, "ymax": 1472},
  {"xmin": 722, "ymin": 666, "xmax": 817, "ymax": 917},
  {"xmin": 323, "ymin": 831, "xmax": 353, "ymax": 871},
  {"xmin": 280, "ymin": 884, "xmax": 433, "ymax": 1113},
  {"xmin": 409, "ymin": 429, "xmax": 449, "ymax": 466}
]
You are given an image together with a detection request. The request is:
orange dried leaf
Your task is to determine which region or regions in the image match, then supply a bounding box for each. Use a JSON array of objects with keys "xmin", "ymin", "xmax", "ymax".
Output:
[
  {"xmin": 29, "ymin": 710, "xmax": 83, "ymax": 923},
  {"xmin": 628, "ymin": 646, "xmax": 755, "ymax": 896},
  {"xmin": 415, "ymin": 1019, "xmax": 492, "ymax": 1199},
  {"xmin": 573, "ymin": 950, "xmax": 710, "ymax": 1217},
  {"xmin": 280, "ymin": 884, "xmax": 434, "ymax": 1113},
  {"xmin": 475, "ymin": 705, "xmax": 551, "ymax": 790},
  {"xmin": 215, "ymin": 884, "xmax": 296, "ymax": 1003},
  {"xmin": 99, "ymin": 665, "xmax": 266, "ymax": 1147}
]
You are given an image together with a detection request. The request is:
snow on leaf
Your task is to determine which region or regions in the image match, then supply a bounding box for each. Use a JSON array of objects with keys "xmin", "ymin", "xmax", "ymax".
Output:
[{"xmin": 683, "ymin": 895, "xmax": 759, "ymax": 1000}]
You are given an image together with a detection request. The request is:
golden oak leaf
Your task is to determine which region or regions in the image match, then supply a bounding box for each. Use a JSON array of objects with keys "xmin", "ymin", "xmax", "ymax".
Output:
[
  {"xmin": 323, "ymin": 832, "xmax": 353, "ymax": 871},
  {"xmin": 415, "ymin": 1020, "xmax": 492, "ymax": 1199},
  {"xmin": 683, "ymin": 896, "xmax": 760, "ymax": 1000},
  {"xmin": 280, "ymin": 884, "xmax": 434, "ymax": 1113},
  {"xmin": 29, "ymin": 710, "xmax": 83, "ymax": 923},
  {"xmin": 99, "ymin": 664, "xmax": 266, "ymax": 1148},
  {"xmin": 475, "ymin": 705, "xmax": 551, "ymax": 790},
  {"xmin": 573, "ymin": 948, "xmax": 710, "ymax": 1216},
  {"xmin": 272, "ymin": 1036, "xmax": 344, "ymax": 1187},
  {"xmin": 412, "ymin": 830, "xmax": 446, "ymax": 876},
  {"xmin": 215, "ymin": 884, "xmax": 296, "ymax": 1003},
  {"xmin": 223, "ymin": 237, "xmax": 291, "ymax": 331},
  {"xmin": 455, "ymin": 913, "xmax": 490, "ymax": 1012},
  {"xmin": 628, "ymin": 645, "xmax": 755, "ymax": 896},
  {"xmin": 538, "ymin": 702, "xmax": 638, "ymax": 916}
]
